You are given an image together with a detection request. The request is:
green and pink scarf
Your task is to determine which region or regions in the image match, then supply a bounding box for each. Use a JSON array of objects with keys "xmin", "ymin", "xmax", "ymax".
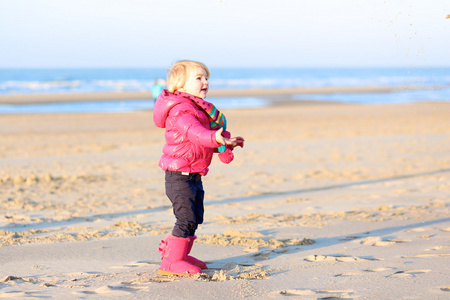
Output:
[{"xmin": 174, "ymin": 91, "xmax": 227, "ymax": 152}]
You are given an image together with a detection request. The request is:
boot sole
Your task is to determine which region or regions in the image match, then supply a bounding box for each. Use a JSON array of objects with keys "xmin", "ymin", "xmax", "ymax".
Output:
[{"xmin": 158, "ymin": 269, "xmax": 201, "ymax": 276}]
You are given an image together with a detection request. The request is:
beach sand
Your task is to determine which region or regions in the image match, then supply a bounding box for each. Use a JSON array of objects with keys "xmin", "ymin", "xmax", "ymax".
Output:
[{"xmin": 0, "ymin": 99, "xmax": 449, "ymax": 299}]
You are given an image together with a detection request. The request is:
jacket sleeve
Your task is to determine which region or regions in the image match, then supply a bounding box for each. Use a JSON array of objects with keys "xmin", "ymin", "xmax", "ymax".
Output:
[{"xmin": 172, "ymin": 108, "xmax": 221, "ymax": 148}]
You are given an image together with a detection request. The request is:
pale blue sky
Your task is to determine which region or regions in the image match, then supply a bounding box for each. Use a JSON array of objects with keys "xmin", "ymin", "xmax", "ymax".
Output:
[{"xmin": 0, "ymin": 0, "xmax": 449, "ymax": 68}]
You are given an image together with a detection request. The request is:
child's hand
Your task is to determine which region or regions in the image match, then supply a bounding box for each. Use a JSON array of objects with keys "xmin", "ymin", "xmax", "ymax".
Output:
[
  {"xmin": 215, "ymin": 128, "xmax": 227, "ymax": 145},
  {"xmin": 215, "ymin": 128, "xmax": 245, "ymax": 149},
  {"xmin": 228, "ymin": 136, "xmax": 245, "ymax": 148}
]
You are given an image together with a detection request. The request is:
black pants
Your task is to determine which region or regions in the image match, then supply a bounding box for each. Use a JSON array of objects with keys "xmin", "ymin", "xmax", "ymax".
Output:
[{"xmin": 165, "ymin": 171, "xmax": 204, "ymax": 238}]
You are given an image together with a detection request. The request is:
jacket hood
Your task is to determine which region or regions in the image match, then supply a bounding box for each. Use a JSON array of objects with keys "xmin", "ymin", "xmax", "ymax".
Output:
[{"xmin": 153, "ymin": 89, "xmax": 192, "ymax": 128}]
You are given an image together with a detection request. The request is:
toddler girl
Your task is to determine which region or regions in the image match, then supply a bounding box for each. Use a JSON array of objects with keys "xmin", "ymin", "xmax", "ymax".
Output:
[{"xmin": 153, "ymin": 60, "xmax": 244, "ymax": 275}]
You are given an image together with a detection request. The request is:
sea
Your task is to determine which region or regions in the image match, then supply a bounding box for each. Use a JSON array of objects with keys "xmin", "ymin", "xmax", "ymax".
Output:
[{"xmin": 0, "ymin": 67, "xmax": 449, "ymax": 113}]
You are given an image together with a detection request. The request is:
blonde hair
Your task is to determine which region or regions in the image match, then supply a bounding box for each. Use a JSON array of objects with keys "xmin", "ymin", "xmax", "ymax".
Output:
[{"xmin": 167, "ymin": 60, "xmax": 210, "ymax": 93}]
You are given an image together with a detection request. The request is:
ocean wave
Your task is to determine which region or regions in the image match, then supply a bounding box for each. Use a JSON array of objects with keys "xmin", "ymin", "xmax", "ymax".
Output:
[
  {"xmin": 0, "ymin": 67, "xmax": 448, "ymax": 95},
  {"xmin": 0, "ymin": 79, "xmax": 155, "ymax": 94}
]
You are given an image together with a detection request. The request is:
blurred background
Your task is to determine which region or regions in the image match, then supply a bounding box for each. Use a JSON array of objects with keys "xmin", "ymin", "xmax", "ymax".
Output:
[{"xmin": 1, "ymin": 0, "xmax": 449, "ymax": 112}]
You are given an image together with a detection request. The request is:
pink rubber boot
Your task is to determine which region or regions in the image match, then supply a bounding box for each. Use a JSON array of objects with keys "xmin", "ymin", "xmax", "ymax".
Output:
[
  {"xmin": 186, "ymin": 235, "xmax": 207, "ymax": 269},
  {"xmin": 158, "ymin": 235, "xmax": 202, "ymax": 276}
]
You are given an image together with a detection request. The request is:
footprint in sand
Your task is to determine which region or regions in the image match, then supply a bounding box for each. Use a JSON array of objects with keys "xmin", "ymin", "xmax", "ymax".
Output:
[
  {"xmin": 339, "ymin": 235, "xmax": 364, "ymax": 241},
  {"xmin": 334, "ymin": 268, "xmax": 393, "ymax": 277},
  {"xmin": 304, "ymin": 254, "xmax": 335, "ymax": 262},
  {"xmin": 279, "ymin": 289, "xmax": 315, "ymax": 296},
  {"xmin": 279, "ymin": 289, "xmax": 354, "ymax": 298},
  {"xmin": 110, "ymin": 260, "xmax": 159, "ymax": 269},
  {"xmin": 387, "ymin": 269, "xmax": 431, "ymax": 278},
  {"xmin": 359, "ymin": 236, "xmax": 409, "ymax": 246},
  {"xmin": 251, "ymin": 251, "xmax": 272, "ymax": 261},
  {"xmin": 401, "ymin": 253, "xmax": 450, "ymax": 258},
  {"xmin": 425, "ymin": 245, "xmax": 449, "ymax": 251},
  {"xmin": 304, "ymin": 254, "xmax": 383, "ymax": 262},
  {"xmin": 419, "ymin": 235, "xmax": 436, "ymax": 239},
  {"xmin": 0, "ymin": 291, "xmax": 43, "ymax": 298},
  {"xmin": 73, "ymin": 284, "xmax": 142, "ymax": 296},
  {"xmin": 0, "ymin": 276, "xmax": 38, "ymax": 284},
  {"xmin": 194, "ymin": 263, "xmax": 269, "ymax": 281},
  {"xmin": 364, "ymin": 267, "xmax": 395, "ymax": 272},
  {"xmin": 31, "ymin": 264, "xmax": 48, "ymax": 270},
  {"xmin": 405, "ymin": 227, "xmax": 428, "ymax": 232},
  {"xmin": 334, "ymin": 271, "xmax": 366, "ymax": 277}
]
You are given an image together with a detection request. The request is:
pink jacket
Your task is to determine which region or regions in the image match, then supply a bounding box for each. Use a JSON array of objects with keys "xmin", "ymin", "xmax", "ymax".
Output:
[{"xmin": 153, "ymin": 90, "xmax": 222, "ymax": 176}]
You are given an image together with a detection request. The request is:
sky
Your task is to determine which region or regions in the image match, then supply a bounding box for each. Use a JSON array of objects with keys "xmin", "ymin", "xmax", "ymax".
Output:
[{"xmin": 0, "ymin": 0, "xmax": 449, "ymax": 68}]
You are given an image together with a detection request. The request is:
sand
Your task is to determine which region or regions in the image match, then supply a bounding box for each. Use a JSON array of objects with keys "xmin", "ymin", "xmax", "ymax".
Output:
[{"xmin": 0, "ymin": 98, "xmax": 449, "ymax": 299}]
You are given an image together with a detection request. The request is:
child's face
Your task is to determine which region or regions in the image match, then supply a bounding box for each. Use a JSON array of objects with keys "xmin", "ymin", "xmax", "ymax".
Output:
[{"xmin": 179, "ymin": 67, "xmax": 209, "ymax": 98}]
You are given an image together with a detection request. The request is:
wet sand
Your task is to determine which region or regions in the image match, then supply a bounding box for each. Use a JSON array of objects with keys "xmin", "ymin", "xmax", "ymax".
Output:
[{"xmin": 0, "ymin": 84, "xmax": 444, "ymax": 104}]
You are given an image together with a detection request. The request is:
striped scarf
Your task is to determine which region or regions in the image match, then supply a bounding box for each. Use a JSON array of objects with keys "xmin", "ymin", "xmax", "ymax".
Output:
[{"xmin": 174, "ymin": 91, "xmax": 227, "ymax": 152}]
